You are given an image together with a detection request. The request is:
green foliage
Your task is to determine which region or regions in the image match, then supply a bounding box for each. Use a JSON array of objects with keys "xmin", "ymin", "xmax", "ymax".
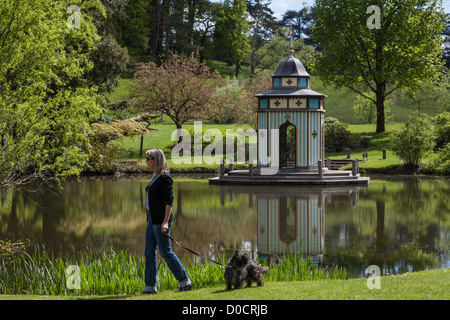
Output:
[
  {"xmin": 209, "ymin": 78, "xmax": 243, "ymax": 124},
  {"xmin": 431, "ymin": 111, "xmax": 450, "ymax": 149},
  {"xmin": 88, "ymin": 120, "xmax": 148, "ymax": 171},
  {"xmin": 183, "ymin": 127, "xmax": 255, "ymax": 157},
  {"xmin": 86, "ymin": 34, "xmax": 130, "ymax": 93},
  {"xmin": 352, "ymin": 92, "xmax": 393, "ymax": 124},
  {"xmin": 265, "ymin": 253, "xmax": 347, "ymax": 282},
  {"xmin": 311, "ymin": 0, "xmax": 446, "ymax": 132},
  {"xmin": 359, "ymin": 135, "xmax": 373, "ymax": 148},
  {"xmin": 0, "ymin": 0, "xmax": 105, "ymax": 188},
  {"xmin": 420, "ymin": 144, "xmax": 450, "ymax": 175},
  {"xmin": 214, "ymin": 0, "xmax": 251, "ymax": 75},
  {"xmin": 0, "ymin": 240, "xmax": 29, "ymax": 263},
  {"xmin": 391, "ymin": 113, "xmax": 436, "ymax": 169},
  {"xmin": 253, "ymin": 28, "xmax": 315, "ymax": 75},
  {"xmin": 325, "ymin": 120, "xmax": 353, "ymax": 152},
  {"xmin": 121, "ymin": 0, "xmax": 151, "ymax": 50},
  {"xmin": 324, "ymin": 117, "xmax": 340, "ymax": 124}
]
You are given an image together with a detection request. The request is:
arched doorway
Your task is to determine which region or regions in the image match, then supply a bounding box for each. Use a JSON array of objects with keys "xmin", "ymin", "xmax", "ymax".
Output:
[
  {"xmin": 279, "ymin": 122, "xmax": 296, "ymax": 168},
  {"xmin": 279, "ymin": 197, "xmax": 298, "ymax": 247}
]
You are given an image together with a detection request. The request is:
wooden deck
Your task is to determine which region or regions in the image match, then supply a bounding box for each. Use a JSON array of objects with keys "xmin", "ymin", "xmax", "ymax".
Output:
[{"xmin": 209, "ymin": 168, "xmax": 370, "ymax": 186}]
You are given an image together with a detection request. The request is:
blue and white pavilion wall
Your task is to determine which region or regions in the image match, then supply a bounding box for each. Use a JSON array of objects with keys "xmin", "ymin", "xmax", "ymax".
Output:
[{"xmin": 257, "ymin": 107, "xmax": 324, "ymax": 168}]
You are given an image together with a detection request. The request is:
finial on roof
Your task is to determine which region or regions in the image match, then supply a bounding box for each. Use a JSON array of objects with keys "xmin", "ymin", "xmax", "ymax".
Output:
[
  {"xmin": 286, "ymin": 25, "xmax": 294, "ymax": 57},
  {"xmin": 289, "ymin": 46, "xmax": 294, "ymax": 57}
]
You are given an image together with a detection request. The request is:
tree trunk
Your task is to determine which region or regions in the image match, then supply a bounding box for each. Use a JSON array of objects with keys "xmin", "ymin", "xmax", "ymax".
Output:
[
  {"xmin": 176, "ymin": 123, "xmax": 184, "ymax": 144},
  {"xmin": 235, "ymin": 60, "xmax": 241, "ymax": 77},
  {"xmin": 250, "ymin": 49, "xmax": 255, "ymax": 78},
  {"xmin": 187, "ymin": 0, "xmax": 196, "ymax": 51},
  {"xmin": 375, "ymin": 82, "xmax": 385, "ymax": 133},
  {"xmin": 250, "ymin": 24, "xmax": 258, "ymax": 78},
  {"xmin": 375, "ymin": 29, "xmax": 385, "ymax": 134},
  {"xmin": 147, "ymin": 0, "xmax": 163, "ymax": 57}
]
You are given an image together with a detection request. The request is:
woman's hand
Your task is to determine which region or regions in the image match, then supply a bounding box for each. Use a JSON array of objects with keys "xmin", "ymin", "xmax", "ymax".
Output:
[
  {"xmin": 161, "ymin": 222, "xmax": 169, "ymax": 234},
  {"xmin": 161, "ymin": 204, "xmax": 172, "ymax": 234}
]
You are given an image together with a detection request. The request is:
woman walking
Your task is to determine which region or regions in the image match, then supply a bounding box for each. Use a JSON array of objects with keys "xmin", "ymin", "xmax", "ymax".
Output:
[{"xmin": 142, "ymin": 149, "xmax": 191, "ymax": 294}]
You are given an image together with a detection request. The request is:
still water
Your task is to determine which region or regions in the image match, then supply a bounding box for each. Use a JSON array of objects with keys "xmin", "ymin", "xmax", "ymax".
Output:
[{"xmin": 0, "ymin": 174, "xmax": 448, "ymax": 278}]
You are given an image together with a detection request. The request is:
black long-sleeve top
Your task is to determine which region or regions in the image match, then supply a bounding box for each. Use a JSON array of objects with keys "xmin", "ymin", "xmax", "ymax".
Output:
[{"xmin": 145, "ymin": 172, "xmax": 174, "ymax": 224}]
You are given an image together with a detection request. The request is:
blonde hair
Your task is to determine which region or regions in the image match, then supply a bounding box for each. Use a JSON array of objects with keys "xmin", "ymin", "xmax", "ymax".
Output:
[{"xmin": 146, "ymin": 149, "xmax": 169, "ymax": 174}]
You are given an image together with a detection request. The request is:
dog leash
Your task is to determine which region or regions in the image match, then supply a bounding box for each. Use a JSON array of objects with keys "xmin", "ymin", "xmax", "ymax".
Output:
[{"xmin": 164, "ymin": 233, "xmax": 225, "ymax": 267}]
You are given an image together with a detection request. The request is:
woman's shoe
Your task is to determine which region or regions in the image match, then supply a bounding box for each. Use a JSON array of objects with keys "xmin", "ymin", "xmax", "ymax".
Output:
[
  {"xmin": 177, "ymin": 284, "xmax": 192, "ymax": 292},
  {"xmin": 141, "ymin": 290, "xmax": 157, "ymax": 294},
  {"xmin": 141, "ymin": 286, "xmax": 157, "ymax": 294}
]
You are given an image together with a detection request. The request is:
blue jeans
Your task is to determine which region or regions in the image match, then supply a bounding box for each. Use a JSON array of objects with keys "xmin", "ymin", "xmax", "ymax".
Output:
[{"xmin": 144, "ymin": 215, "xmax": 189, "ymax": 288}]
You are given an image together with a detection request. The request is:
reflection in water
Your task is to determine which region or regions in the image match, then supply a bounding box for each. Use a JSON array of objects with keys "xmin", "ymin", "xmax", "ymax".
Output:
[
  {"xmin": 256, "ymin": 187, "xmax": 327, "ymax": 265},
  {"xmin": 246, "ymin": 186, "xmax": 360, "ymax": 270},
  {"xmin": 0, "ymin": 174, "xmax": 448, "ymax": 278}
]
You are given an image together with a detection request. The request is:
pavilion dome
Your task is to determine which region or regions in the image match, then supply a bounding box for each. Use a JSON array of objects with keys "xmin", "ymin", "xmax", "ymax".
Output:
[{"xmin": 272, "ymin": 55, "xmax": 310, "ymax": 78}]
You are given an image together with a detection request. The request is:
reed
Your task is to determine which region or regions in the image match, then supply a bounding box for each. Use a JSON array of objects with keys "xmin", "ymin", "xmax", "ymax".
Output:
[{"xmin": 0, "ymin": 246, "xmax": 346, "ymax": 295}]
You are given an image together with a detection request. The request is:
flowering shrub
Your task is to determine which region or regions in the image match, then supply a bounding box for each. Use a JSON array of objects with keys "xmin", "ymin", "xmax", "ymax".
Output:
[
  {"xmin": 391, "ymin": 113, "xmax": 435, "ymax": 170},
  {"xmin": 325, "ymin": 120, "xmax": 353, "ymax": 152},
  {"xmin": 419, "ymin": 144, "xmax": 450, "ymax": 175},
  {"xmin": 360, "ymin": 135, "xmax": 373, "ymax": 148}
]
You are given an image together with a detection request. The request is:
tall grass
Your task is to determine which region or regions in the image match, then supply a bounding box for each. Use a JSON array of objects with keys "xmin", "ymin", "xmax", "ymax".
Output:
[{"xmin": 0, "ymin": 246, "xmax": 346, "ymax": 295}]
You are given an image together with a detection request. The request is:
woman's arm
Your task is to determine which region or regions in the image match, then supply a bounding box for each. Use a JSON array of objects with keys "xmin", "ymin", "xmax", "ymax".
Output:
[
  {"xmin": 161, "ymin": 205, "xmax": 172, "ymax": 234},
  {"xmin": 160, "ymin": 174, "xmax": 174, "ymax": 234}
]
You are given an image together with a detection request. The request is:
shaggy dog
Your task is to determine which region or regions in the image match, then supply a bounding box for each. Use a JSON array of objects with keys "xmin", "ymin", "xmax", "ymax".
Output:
[{"xmin": 224, "ymin": 250, "xmax": 269, "ymax": 290}]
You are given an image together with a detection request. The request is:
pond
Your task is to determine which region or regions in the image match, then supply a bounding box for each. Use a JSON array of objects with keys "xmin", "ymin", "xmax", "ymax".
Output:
[{"xmin": 0, "ymin": 174, "xmax": 448, "ymax": 278}]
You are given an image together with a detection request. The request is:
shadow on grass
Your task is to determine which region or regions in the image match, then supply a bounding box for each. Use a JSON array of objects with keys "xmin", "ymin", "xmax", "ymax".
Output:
[
  {"xmin": 73, "ymin": 294, "xmax": 139, "ymax": 300},
  {"xmin": 211, "ymin": 286, "xmax": 264, "ymax": 294}
]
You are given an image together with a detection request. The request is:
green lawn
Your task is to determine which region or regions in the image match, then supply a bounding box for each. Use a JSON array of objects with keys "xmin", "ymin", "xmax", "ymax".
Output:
[
  {"xmin": 113, "ymin": 121, "xmax": 257, "ymax": 171},
  {"xmin": 327, "ymin": 123, "xmax": 406, "ymax": 171},
  {"xmin": 326, "ymin": 123, "xmax": 440, "ymax": 172},
  {"xmin": 113, "ymin": 122, "xmax": 422, "ymax": 173},
  {"xmin": 1, "ymin": 268, "xmax": 448, "ymax": 300}
]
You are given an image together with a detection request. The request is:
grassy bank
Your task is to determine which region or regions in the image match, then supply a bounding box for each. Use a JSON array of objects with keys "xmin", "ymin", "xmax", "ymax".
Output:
[
  {"xmin": 110, "ymin": 122, "xmax": 426, "ymax": 174},
  {"xmin": 0, "ymin": 249, "xmax": 346, "ymax": 296},
  {"xmin": 1, "ymin": 268, "xmax": 448, "ymax": 300},
  {"xmin": 326, "ymin": 123, "xmax": 407, "ymax": 173}
]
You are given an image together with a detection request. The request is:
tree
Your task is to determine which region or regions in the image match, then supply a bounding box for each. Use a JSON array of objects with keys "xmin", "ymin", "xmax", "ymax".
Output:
[
  {"xmin": 442, "ymin": 14, "xmax": 450, "ymax": 69},
  {"xmin": 146, "ymin": 0, "xmax": 214, "ymax": 60},
  {"xmin": 392, "ymin": 113, "xmax": 436, "ymax": 170},
  {"xmin": 435, "ymin": 68, "xmax": 450, "ymax": 112},
  {"xmin": 352, "ymin": 92, "xmax": 393, "ymax": 124},
  {"xmin": 77, "ymin": 0, "xmax": 131, "ymax": 94},
  {"xmin": 214, "ymin": 0, "xmax": 251, "ymax": 76},
  {"xmin": 0, "ymin": 0, "xmax": 105, "ymax": 189},
  {"xmin": 121, "ymin": 0, "xmax": 151, "ymax": 51},
  {"xmin": 311, "ymin": 0, "xmax": 446, "ymax": 133},
  {"xmin": 254, "ymin": 28, "xmax": 315, "ymax": 75},
  {"xmin": 131, "ymin": 53, "xmax": 225, "ymax": 140},
  {"xmin": 83, "ymin": 34, "xmax": 130, "ymax": 94},
  {"xmin": 279, "ymin": 7, "xmax": 314, "ymax": 45},
  {"xmin": 193, "ymin": 0, "xmax": 222, "ymax": 63},
  {"xmin": 239, "ymin": 71, "xmax": 272, "ymax": 128},
  {"xmin": 246, "ymin": 0, "xmax": 278, "ymax": 77}
]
